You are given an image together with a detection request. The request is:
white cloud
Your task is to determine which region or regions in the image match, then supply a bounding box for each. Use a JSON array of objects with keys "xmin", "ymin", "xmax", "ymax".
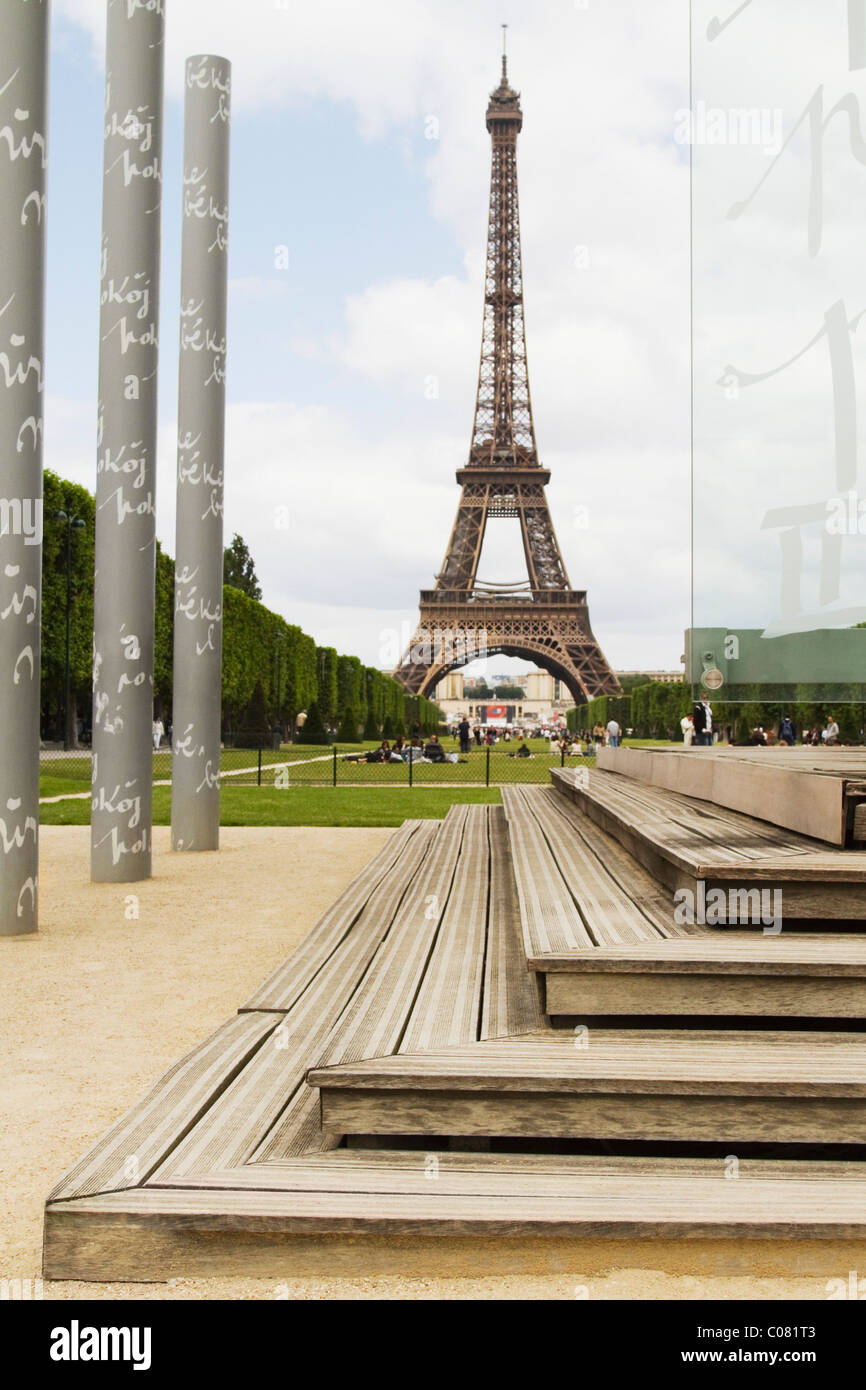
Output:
[{"xmin": 51, "ymin": 0, "xmax": 864, "ymax": 678}]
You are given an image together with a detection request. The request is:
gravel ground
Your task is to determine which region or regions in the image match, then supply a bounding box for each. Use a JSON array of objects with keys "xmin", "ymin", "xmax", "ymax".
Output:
[{"xmin": 1, "ymin": 825, "xmax": 856, "ymax": 1301}]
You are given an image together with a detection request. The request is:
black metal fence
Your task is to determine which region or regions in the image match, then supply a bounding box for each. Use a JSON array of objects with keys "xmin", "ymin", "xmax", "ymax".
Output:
[{"xmin": 38, "ymin": 738, "xmax": 595, "ymax": 793}]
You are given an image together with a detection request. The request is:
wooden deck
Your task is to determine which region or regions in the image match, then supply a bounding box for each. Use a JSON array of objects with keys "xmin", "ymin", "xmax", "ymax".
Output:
[
  {"xmin": 552, "ymin": 765, "xmax": 866, "ymax": 919},
  {"xmin": 44, "ymin": 796, "xmax": 866, "ymax": 1280},
  {"xmin": 506, "ymin": 786, "xmax": 866, "ymax": 1017},
  {"xmin": 597, "ymin": 745, "xmax": 866, "ymax": 847}
]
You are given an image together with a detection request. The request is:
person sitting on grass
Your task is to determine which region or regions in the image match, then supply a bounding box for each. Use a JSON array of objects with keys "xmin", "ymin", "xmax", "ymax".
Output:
[
  {"xmin": 515, "ymin": 741, "xmax": 532, "ymax": 758},
  {"xmin": 423, "ymin": 734, "xmax": 446, "ymax": 763}
]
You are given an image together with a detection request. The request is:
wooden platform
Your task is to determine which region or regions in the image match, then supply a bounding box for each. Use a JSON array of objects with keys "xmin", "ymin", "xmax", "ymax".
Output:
[
  {"xmin": 597, "ymin": 745, "xmax": 866, "ymax": 847},
  {"xmin": 311, "ymin": 1029, "xmax": 866, "ymax": 1145},
  {"xmin": 505, "ymin": 786, "xmax": 866, "ymax": 1017},
  {"xmin": 552, "ymin": 765, "xmax": 866, "ymax": 920},
  {"xmin": 44, "ymin": 800, "xmax": 866, "ymax": 1280},
  {"xmin": 44, "ymin": 1152, "xmax": 866, "ymax": 1282}
]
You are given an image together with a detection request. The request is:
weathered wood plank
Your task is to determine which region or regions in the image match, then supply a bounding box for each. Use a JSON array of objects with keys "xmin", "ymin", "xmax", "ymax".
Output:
[
  {"xmin": 43, "ymin": 1156, "xmax": 866, "ymax": 1272},
  {"xmin": 44, "ymin": 1183, "xmax": 866, "ymax": 1284},
  {"xmin": 551, "ymin": 768, "xmax": 866, "ymax": 918},
  {"xmin": 532, "ymin": 936, "xmax": 866, "ymax": 974},
  {"xmin": 536, "ymin": 787, "xmax": 693, "ymax": 938},
  {"xmin": 313, "ymin": 1029, "xmax": 866, "ymax": 1143},
  {"xmin": 307, "ymin": 805, "xmax": 471, "ymax": 1069},
  {"xmin": 151, "ymin": 1147, "xmax": 866, "ymax": 1189},
  {"xmin": 319, "ymin": 1087, "xmax": 866, "ymax": 1145},
  {"xmin": 543, "ymin": 971, "xmax": 866, "ymax": 1019},
  {"xmin": 154, "ymin": 818, "xmax": 442, "ymax": 1178},
  {"xmin": 311, "ymin": 1029, "xmax": 866, "ymax": 1095},
  {"xmin": 510, "ymin": 787, "xmax": 672, "ymax": 946},
  {"xmin": 480, "ymin": 806, "xmax": 545, "ymax": 1039},
  {"xmin": 596, "ymin": 745, "xmax": 853, "ymax": 846},
  {"xmin": 48, "ymin": 1012, "xmax": 279, "ymax": 1202},
  {"xmin": 242, "ymin": 818, "xmax": 429, "ymax": 1012},
  {"xmin": 398, "ymin": 806, "xmax": 490, "ymax": 1052},
  {"xmin": 502, "ymin": 788, "xmax": 594, "ymax": 954}
]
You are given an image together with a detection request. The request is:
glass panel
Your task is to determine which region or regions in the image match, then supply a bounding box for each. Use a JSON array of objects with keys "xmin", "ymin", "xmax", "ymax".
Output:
[{"xmin": 690, "ymin": 0, "xmax": 866, "ymax": 708}]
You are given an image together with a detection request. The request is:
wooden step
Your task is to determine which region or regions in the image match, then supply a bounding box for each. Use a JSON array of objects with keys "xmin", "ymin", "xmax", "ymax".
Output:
[
  {"xmin": 551, "ymin": 766, "xmax": 866, "ymax": 921},
  {"xmin": 538, "ymin": 937, "xmax": 866, "ymax": 1018},
  {"xmin": 309, "ymin": 1029, "xmax": 866, "ymax": 1146},
  {"xmin": 43, "ymin": 1151, "xmax": 866, "ymax": 1281},
  {"xmin": 597, "ymin": 745, "xmax": 866, "ymax": 847},
  {"xmin": 505, "ymin": 787, "xmax": 866, "ymax": 1018}
]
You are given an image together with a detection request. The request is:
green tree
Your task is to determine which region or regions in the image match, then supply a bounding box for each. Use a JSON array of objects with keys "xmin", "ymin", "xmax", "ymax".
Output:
[
  {"xmin": 223, "ymin": 533, "xmax": 262, "ymax": 601},
  {"xmin": 41, "ymin": 472, "xmax": 95, "ymax": 744},
  {"xmin": 337, "ymin": 704, "xmax": 361, "ymax": 743},
  {"xmin": 154, "ymin": 542, "xmax": 174, "ymax": 716},
  {"xmin": 337, "ymin": 654, "xmax": 367, "ymax": 729},
  {"xmin": 616, "ymin": 672, "xmax": 660, "ymax": 693},
  {"xmin": 235, "ymin": 679, "xmax": 269, "ymax": 747},
  {"xmin": 316, "ymin": 646, "xmax": 339, "ymax": 726}
]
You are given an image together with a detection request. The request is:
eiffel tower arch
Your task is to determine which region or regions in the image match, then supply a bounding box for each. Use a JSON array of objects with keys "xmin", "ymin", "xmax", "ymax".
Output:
[{"xmin": 394, "ymin": 52, "xmax": 619, "ymax": 707}]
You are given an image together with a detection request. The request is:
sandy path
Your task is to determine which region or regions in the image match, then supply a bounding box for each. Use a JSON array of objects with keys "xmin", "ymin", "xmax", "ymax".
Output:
[{"xmin": 1, "ymin": 826, "xmax": 856, "ymax": 1301}]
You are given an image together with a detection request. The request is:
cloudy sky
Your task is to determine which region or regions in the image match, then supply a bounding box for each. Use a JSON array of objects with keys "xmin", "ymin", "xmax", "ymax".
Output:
[{"xmin": 43, "ymin": 1, "xmax": 866, "ymax": 681}]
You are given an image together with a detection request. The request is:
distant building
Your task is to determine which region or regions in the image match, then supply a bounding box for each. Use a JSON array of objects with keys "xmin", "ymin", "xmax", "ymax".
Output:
[
  {"xmin": 615, "ymin": 670, "xmax": 685, "ymax": 684},
  {"xmin": 431, "ymin": 669, "xmax": 574, "ymax": 728}
]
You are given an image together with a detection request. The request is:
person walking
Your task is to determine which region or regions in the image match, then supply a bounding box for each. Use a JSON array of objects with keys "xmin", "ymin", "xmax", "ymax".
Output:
[
  {"xmin": 779, "ymin": 715, "xmax": 795, "ymax": 747},
  {"xmin": 693, "ymin": 698, "xmax": 714, "ymax": 747},
  {"xmin": 681, "ymin": 712, "xmax": 695, "ymax": 747},
  {"xmin": 823, "ymin": 716, "xmax": 840, "ymax": 746},
  {"xmin": 152, "ymin": 716, "xmax": 164, "ymax": 752},
  {"xmin": 458, "ymin": 715, "xmax": 471, "ymax": 755},
  {"xmin": 606, "ymin": 718, "xmax": 621, "ymax": 748}
]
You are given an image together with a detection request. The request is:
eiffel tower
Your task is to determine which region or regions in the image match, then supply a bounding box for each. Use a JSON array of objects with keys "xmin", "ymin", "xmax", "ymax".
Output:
[{"xmin": 394, "ymin": 49, "xmax": 620, "ymax": 705}]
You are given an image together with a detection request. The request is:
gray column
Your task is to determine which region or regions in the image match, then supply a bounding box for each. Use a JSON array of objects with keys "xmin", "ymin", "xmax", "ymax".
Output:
[
  {"xmin": 0, "ymin": 3, "xmax": 49, "ymax": 936},
  {"xmin": 91, "ymin": 0, "xmax": 164, "ymax": 882},
  {"xmin": 171, "ymin": 56, "xmax": 231, "ymax": 852}
]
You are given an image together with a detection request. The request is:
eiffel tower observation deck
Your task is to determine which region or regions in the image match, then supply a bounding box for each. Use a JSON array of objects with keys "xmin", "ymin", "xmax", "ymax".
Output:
[{"xmin": 394, "ymin": 48, "xmax": 620, "ymax": 704}]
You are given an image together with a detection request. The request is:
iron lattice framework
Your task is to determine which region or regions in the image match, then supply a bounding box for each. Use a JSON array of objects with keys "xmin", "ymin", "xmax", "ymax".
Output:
[{"xmin": 395, "ymin": 57, "xmax": 619, "ymax": 705}]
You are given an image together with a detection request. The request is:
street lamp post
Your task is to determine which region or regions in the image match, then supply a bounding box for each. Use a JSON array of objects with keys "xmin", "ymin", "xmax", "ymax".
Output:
[{"xmin": 55, "ymin": 510, "xmax": 85, "ymax": 751}]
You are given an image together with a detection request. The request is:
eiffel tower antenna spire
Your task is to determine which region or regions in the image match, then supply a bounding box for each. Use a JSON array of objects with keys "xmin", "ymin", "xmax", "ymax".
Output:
[{"xmin": 394, "ymin": 61, "xmax": 620, "ymax": 705}]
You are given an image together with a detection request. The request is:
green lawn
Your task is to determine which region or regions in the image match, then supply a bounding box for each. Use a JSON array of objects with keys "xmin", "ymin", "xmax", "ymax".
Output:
[
  {"xmin": 39, "ymin": 784, "xmax": 503, "ymax": 828},
  {"xmin": 40, "ymin": 737, "xmax": 592, "ymax": 798}
]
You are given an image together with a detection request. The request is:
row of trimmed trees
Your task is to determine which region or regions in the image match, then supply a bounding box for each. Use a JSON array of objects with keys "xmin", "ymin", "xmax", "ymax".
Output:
[
  {"xmin": 40, "ymin": 470, "xmax": 441, "ymax": 746},
  {"xmin": 297, "ymin": 652, "xmax": 440, "ymax": 745},
  {"xmin": 568, "ymin": 681, "xmax": 866, "ymax": 744}
]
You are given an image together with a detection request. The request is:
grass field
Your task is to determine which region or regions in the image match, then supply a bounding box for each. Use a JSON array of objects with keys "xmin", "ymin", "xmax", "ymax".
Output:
[
  {"xmin": 38, "ymin": 784, "xmax": 503, "ymax": 828},
  {"xmin": 39, "ymin": 737, "xmax": 592, "ymax": 798}
]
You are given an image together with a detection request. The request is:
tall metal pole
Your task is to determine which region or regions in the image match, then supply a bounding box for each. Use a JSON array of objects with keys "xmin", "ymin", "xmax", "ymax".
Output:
[
  {"xmin": 0, "ymin": 2, "xmax": 49, "ymax": 936},
  {"xmin": 64, "ymin": 522, "xmax": 72, "ymax": 750},
  {"xmin": 171, "ymin": 55, "xmax": 231, "ymax": 851},
  {"xmin": 91, "ymin": 0, "xmax": 164, "ymax": 882}
]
